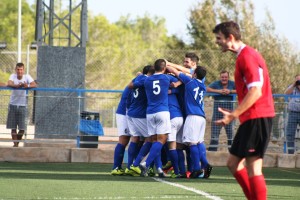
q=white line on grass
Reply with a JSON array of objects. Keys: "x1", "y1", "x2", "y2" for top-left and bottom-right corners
[
  {"x1": 152, "y1": 178, "x2": 223, "y2": 200},
  {"x1": 279, "y1": 169, "x2": 300, "y2": 175}
]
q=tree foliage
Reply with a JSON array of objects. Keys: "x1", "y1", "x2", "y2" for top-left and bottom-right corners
[
  {"x1": 187, "y1": 0, "x2": 300, "y2": 93},
  {"x1": 0, "y1": 0, "x2": 298, "y2": 93}
]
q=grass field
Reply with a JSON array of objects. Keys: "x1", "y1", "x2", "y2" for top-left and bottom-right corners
[{"x1": 0, "y1": 162, "x2": 299, "y2": 200}]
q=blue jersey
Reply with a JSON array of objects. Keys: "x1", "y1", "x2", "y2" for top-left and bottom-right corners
[
  {"x1": 167, "y1": 75, "x2": 183, "y2": 119},
  {"x1": 179, "y1": 73, "x2": 206, "y2": 117},
  {"x1": 127, "y1": 75, "x2": 148, "y2": 118},
  {"x1": 144, "y1": 73, "x2": 177, "y2": 114},
  {"x1": 116, "y1": 86, "x2": 132, "y2": 115}
]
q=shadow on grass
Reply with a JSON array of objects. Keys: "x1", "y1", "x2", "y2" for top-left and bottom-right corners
[{"x1": 0, "y1": 162, "x2": 299, "y2": 187}]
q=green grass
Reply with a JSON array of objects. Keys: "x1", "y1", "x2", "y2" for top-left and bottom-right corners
[{"x1": 0, "y1": 163, "x2": 299, "y2": 200}]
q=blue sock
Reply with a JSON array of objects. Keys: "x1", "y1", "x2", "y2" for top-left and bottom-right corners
[
  {"x1": 154, "y1": 152, "x2": 163, "y2": 171},
  {"x1": 133, "y1": 142, "x2": 152, "y2": 166},
  {"x1": 161, "y1": 143, "x2": 169, "y2": 166},
  {"x1": 135, "y1": 141, "x2": 143, "y2": 159},
  {"x1": 145, "y1": 142, "x2": 163, "y2": 168},
  {"x1": 198, "y1": 143, "x2": 208, "y2": 169},
  {"x1": 127, "y1": 142, "x2": 138, "y2": 169},
  {"x1": 185, "y1": 147, "x2": 193, "y2": 172},
  {"x1": 169, "y1": 149, "x2": 179, "y2": 174},
  {"x1": 190, "y1": 145, "x2": 200, "y2": 171},
  {"x1": 113, "y1": 143, "x2": 125, "y2": 169},
  {"x1": 177, "y1": 149, "x2": 186, "y2": 174},
  {"x1": 149, "y1": 161, "x2": 155, "y2": 168}
]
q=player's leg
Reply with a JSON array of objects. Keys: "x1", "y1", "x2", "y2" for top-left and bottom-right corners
[
  {"x1": 182, "y1": 115, "x2": 203, "y2": 178},
  {"x1": 227, "y1": 155, "x2": 251, "y2": 199},
  {"x1": 246, "y1": 156, "x2": 266, "y2": 200},
  {"x1": 111, "y1": 135, "x2": 130, "y2": 175},
  {"x1": 140, "y1": 133, "x2": 168, "y2": 176},
  {"x1": 140, "y1": 112, "x2": 170, "y2": 176},
  {"x1": 246, "y1": 118, "x2": 272, "y2": 200},
  {"x1": 167, "y1": 117, "x2": 183, "y2": 176},
  {"x1": 130, "y1": 117, "x2": 151, "y2": 175},
  {"x1": 132, "y1": 136, "x2": 152, "y2": 167},
  {"x1": 227, "y1": 119, "x2": 252, "y2": 199}
]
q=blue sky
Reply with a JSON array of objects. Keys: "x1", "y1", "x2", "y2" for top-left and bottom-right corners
[{"x1": 27, "y1": 0, "x2": 299, "y2": 48}]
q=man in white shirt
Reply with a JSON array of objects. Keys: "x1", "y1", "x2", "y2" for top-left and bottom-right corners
[{"x1": 7, "y1": 63, "x2": 37, "y2": 147}]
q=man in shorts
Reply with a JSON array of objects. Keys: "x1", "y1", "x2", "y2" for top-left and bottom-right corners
[
  {"x1": 213, "y1": 21, "x2": 275, "y2": 200},
  {"x1": 7, "y1": 63, "x2": 37, "y2": 147}
]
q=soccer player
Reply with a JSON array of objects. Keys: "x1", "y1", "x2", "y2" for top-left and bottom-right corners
[
  {"x1": 166, "y1": 52, "x2": 199, "y2": 76},
  {"x1": 138, "y1": 59, "x2": 177, "y2": 177},
  {"x1": 111, "y1": 86, "x2": 132, "y2": 175},
  {"x1": 166, "y1": 64, "x2": 209, "y2": 178},
  {"x1": 166, "y1": 74, "x2": 184, "y2": 178},
  {"x1": 213, "y1": 21, "x2": 275, "y2": 200},
  {"x1": 127, "y1": 65, "x2": 155, "y2": 176}
]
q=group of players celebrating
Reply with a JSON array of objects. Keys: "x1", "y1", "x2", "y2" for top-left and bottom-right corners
[
  {"x1": 110, "y1": 21, "x2": 275, "y2": 200},
  {"x1": 111, "y1": 53, "x2": 212, "y2": 179}
]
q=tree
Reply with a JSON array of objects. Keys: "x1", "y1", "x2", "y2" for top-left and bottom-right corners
[{"x1": 187, "y1": 0, "x2": 300, "y2": 93}]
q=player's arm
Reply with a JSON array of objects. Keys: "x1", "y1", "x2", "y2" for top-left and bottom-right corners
[
  {"x1": 216, "y1": 86, "x2": 262, "y2": 125},
  {"x1": 166, "y1": 66, "x2": 181, "y2": 77},
  {"x1": 166, "y1": 61, "x2": 191, "y2": 74},
  {"x1": 170, "y1": 81, "x2": 181, "y2": 88}
]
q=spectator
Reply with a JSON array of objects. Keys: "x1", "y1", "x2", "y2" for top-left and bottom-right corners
[
  {"x1": 7, "y1": 63, "x2": 37, "y2": 147},
  {"x1": 213, "y1": 21, "x2": 275, "y2": 200},
  {"x1": 284, "y1": 74, "x2": 300, "y2": 154},
  {"x1": 207, "y1": 70, "x2": 236, "y2": 151}
]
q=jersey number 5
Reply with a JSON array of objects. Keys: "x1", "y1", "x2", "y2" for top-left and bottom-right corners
[{"x1": 153, "y1": 80, "x2": 161, "y2": 95}]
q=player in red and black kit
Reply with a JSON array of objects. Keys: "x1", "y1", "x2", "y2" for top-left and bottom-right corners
[{"x1": 212, "y1": 21, "x2": 275, "y2": 200}]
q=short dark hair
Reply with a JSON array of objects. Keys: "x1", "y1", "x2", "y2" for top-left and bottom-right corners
[
  {"x1": 194, "y1": 66, "x2": 206, "y2": 80},
  {"x1": 154, "y1": 59, "x2": 166, "y2": 72},
  {"x1": 185, "y1": 52, "x2": 199, "y2": 63},
  {"x1": 220, "y1": 70, "x2": 229, "y2": 76},
  {"x1": 142, "y1": 65, "x2": 154, "y2": 75},
  {"x1": 16, "y1": 62, "x2": 24, "y2": 68},
  {"x1": 213, "y1": 21, "x2": 241, "y2": 41}
]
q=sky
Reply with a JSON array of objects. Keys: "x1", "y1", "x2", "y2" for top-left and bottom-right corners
[{"x1": 28, "y1": 0, "x2": 299, "y2": 48}]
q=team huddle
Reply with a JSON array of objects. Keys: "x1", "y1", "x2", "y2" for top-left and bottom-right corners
[
  {"x1": 112, "y1": 57, "x2": 212, "y2": 179},
  {"x1": 111, "y1": 21, "x2": 275, "y2": 200}
]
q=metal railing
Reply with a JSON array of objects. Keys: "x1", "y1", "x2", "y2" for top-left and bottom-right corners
[{"x1": 0, "y1": 87, "x2": 299, "y2": 153}]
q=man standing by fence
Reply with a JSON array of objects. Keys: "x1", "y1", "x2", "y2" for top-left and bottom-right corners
[
  {"x1": 284, "y1": 74, "x2": 300, "y2": 154},
  {"x1": 207, "y1": 70, "x2": 236, "y2": 151},
  {"x1": 7, "y1": 63, "x2": 36, "y2": 147},
  {"x1": 213, "y1": 21, "x2": 275, "y2": 200}
]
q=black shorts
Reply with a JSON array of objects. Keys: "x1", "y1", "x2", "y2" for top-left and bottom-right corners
[{"x1": 229, "y1": 117, "x2": 273, "y2": 158}]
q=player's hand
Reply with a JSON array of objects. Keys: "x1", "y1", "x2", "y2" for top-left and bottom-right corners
[{"x1": 215, "y1": 107, "x2": 235, "y2": 125}]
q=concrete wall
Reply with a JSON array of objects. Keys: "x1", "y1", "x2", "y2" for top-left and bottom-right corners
[
  {"x1": 34, "y1": 46, "x2": 86, "y2": 139},
  {"x1": 0, "y1": 147, "x2": 299, "y2": 168}
]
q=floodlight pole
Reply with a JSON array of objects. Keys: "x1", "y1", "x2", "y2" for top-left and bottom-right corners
[{"x1": 18, "y1": 0, "x2": 22, "y2": 62}]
